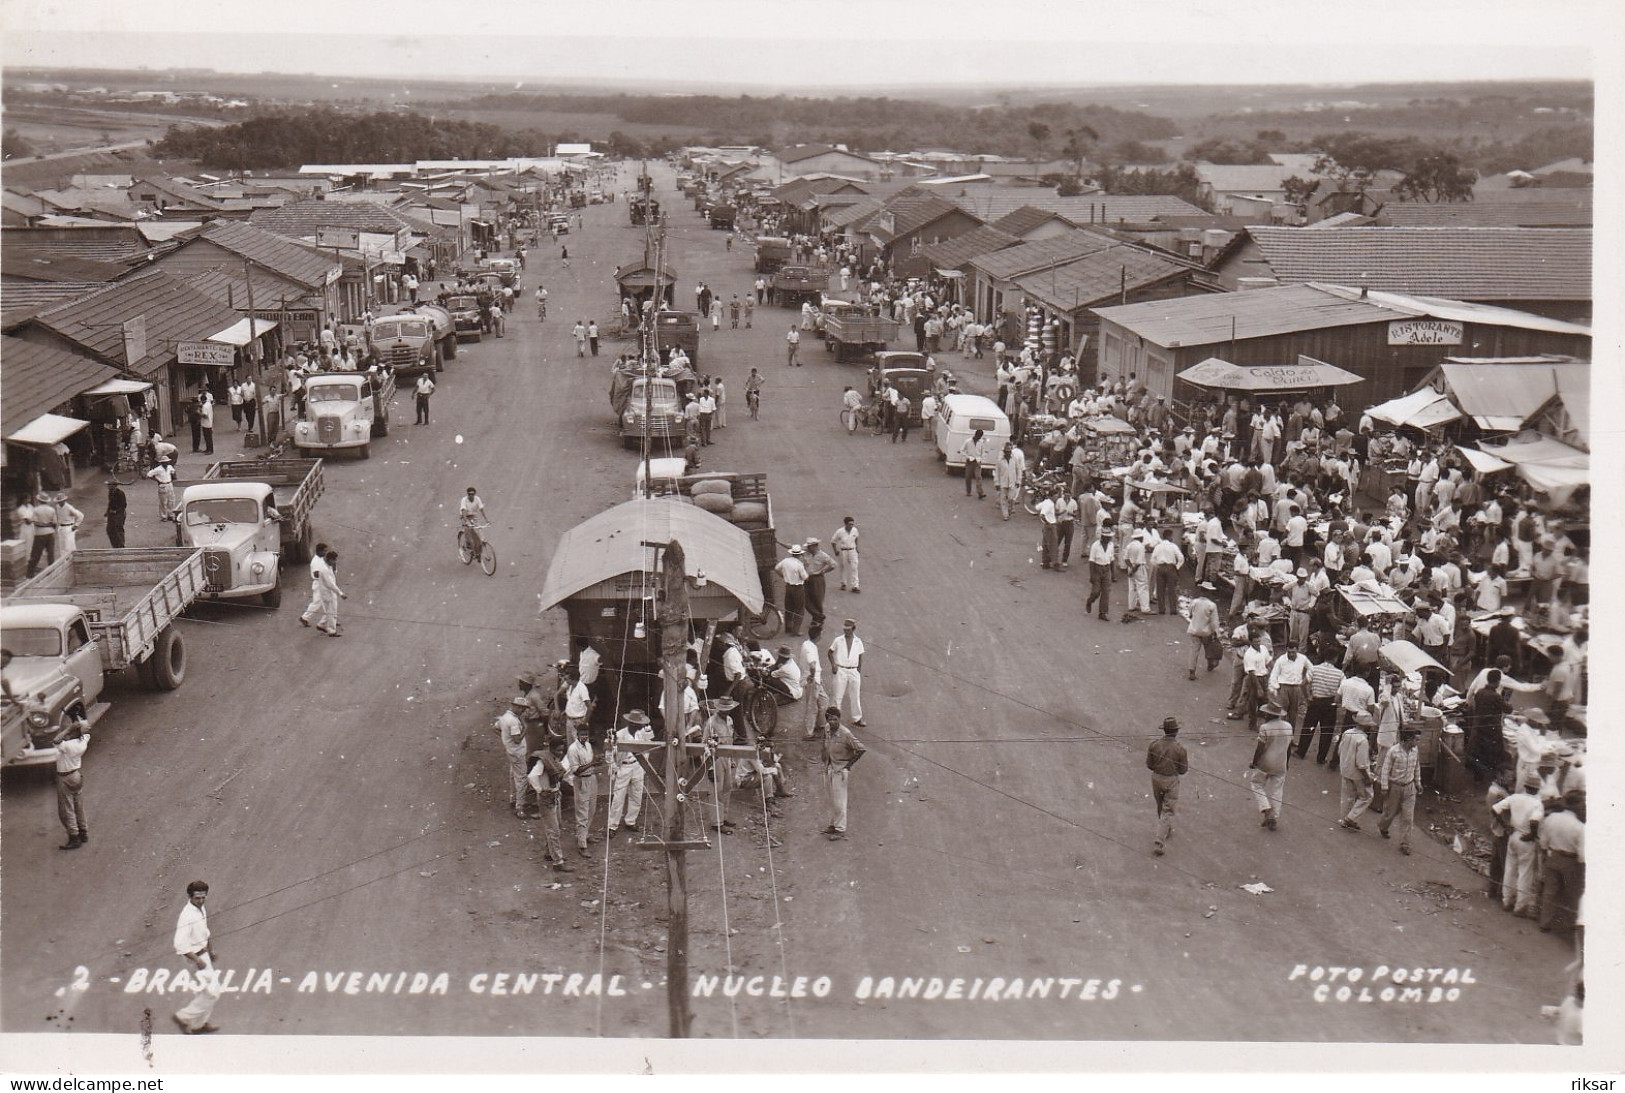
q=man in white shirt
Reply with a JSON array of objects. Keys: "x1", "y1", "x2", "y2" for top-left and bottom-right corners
[
  {"x1": 414, "y1": 373, "x2": 436, "y2": 424},
  {"x1": 562, "y1": 722, "x2": 600, "y2": 857},
  {"x1": 172, "y1": 881, "x2": 222, "y2": 1034},
  {"x1": 827, "y1": 619, "x2": 866, "y2": 726},
  {"x1": 563, "y1": 667, "x2": 593, "y2": 738},
  {"x1": 1086, "y1": 527, "x2": 1116, "y2": 621},
  {"x1": 1151, "y1": 535, "x2": 1186, "y2": 615},
  {"x1": 298, "y1": 540, "x2": 330, "y2": 629},
  {"x1": 993, "y1": 441, "x2": 1026, "y2": 522},
  {"x1": 960, "y1": 430, "x2": 989, "y2": 498},
  {"x1": 1268, "y1": 643, "x2": 1312, "y2": 731},
  {"x1": 798, "y1": 627, "x2": 828, "y2": 739},
  {"x1": 831, "y1": 516, "x2": 860, "y2": 593},
  {"x1": 767, "y1": 643, "x2": 804, "y2": 703},
  {"x1": 1037, "y1": 491, "x2": 1059, "y2": 570},
  {"x1": 606, "y1": 709, "x2": 653, "y2": 836},
  {"x1": 53, "y1": 714, "x2": 90, "y2": 849},
  {"x1": 775, "y1": 545, "x2": 810, "y2": 636}
]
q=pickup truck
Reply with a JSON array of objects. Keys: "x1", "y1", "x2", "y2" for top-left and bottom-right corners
[
  {"x1": 822, "y1": 302, "x2": 900, "y2": 362},
  {"x1": 368, "y1": 312, "x2": 442, "y2": 376},
  {"x1": 3, "y1": 547, "x2": 207, "y2": 766},
  {"x1": 294, "y1": 371, "x2": 394, "y2": 460},
  {"x1": 173, "y1": 458, "x2": 325, "y2": 607},
  {"x1": 771, "y1": 265, "x2": 830, "y2": 308},
  {"x1": 444, "y1": 293, "x2": 484, "y2": 342}
]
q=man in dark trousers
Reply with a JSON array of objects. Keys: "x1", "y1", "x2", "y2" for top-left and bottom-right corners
[
  {"x1": 186, "y1": 397, "x2": 203, "y2": 452},
  {"x1": 104, "y1": 480, "x2": 127, "y2": 548},
  {"x1": 1146, "y1": 717, "x2": 1189, "y2": 856}
]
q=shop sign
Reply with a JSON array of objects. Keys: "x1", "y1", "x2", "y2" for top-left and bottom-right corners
[{"x1": 1388, "y1": 319, "x2": 1463, "y2": 346}]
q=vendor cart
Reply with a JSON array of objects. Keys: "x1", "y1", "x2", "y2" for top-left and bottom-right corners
[{"x1": 1379, "y1": 639, "x2": 1457, "y2": 786}]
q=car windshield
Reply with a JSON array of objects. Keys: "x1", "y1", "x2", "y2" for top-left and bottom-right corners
[
  {"x1": 632, "y1": 380, "x2": 680, "y2": 407},
  {"x1": 448, "y1": 297, "x2": 478, "y2": 309},
  {"x1": 378, "y1": 321, "x2": 428, "y2": 339},
  {"x1": 4, "y1": 627, "x2": 61, "y2": 657},
  {"x1": 184, "y1": 498, "x2": 262, "y2": 526},
  {"x1": 307, "y1": 384, "x2": 362, "y2": 404}
]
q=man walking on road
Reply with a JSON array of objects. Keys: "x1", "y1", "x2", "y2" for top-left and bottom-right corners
[
  {"x1": 993, "y1": 441, "x2": 1025, "y2": 521},
  {"x1": 786, "y1": 326, "x2": 800, "y2": 366},
  {"x1": 831, "y1": 516, "x2": 860, "y2": 592},
  {"x1": 1248, "y1": 701, "x2": 1293, "y2": 830},
  {"x1": 104, "y1": 479, "x2": 127, "y2": 548},
  {"x1": 573, "y1": 320, "x2": 588, "y2": 357},
  {"x1": 1146, "y1": 716, "x2": 1188, "y2": 856},
  {"x1": 299, "y1": 541, "x2": 329, "y2": 629},
  {"x1": 821, "y1": 706, "x2": 867, "y2": 840},
  {"x1": 1376, "y1": 727, "x2": 1421, "y2": 854},
  {"x1": 172, "y1": 881, "x2": 222, "y2": 1034},
  {"x1": 587, "y1": 320, "x2": 600, "y2": 356},
  {"x1": 316, "y1": 549, "x2": 346, "y2": 636},
  {"x1": 828, "y1": 619, "x2": 866, "y2": 726},
  {"x1": 960, "y1": 430, "x2": 988, "y2": 497},
  {"x1": 1086, "y1": 526, "x2": 1115, "y2": 621},
  {"x1": 802, "y1": 537, "x2": 836, "y2": 629},
  {"x1": 1185, "y1": 581, "x2": 1221, "y2": 680},
  {"x1": 1336, "y1": 711, "x2": 1376, "y2": 830},
  {"x1": 414, "y1": 373, "x2": 435, "y2": 425}
]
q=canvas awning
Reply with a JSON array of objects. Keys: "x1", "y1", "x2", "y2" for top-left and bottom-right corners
[
  {"x1": 1365, "y1": 388, "x2": 1463, "y2": 431},
  {"x1": 1455, "y1": 444, "x2": 1512, "y2": 475},
  {"x1": 614, "y1": 264, "x2": 679, "y2": 290},
  {"x1": 1477, "y1": 432, "x2": 1588, "y2": 496},
  {"x1": 1380, "y1": 639, "x2": 1449, "y2": 680},
  {"x1": 537, "y1": 499, "x2": 764, "y2": 616},
  {"x1": 206, "y1": 318, "x2": 279, "y2": 346},
  {"x1": 84, "y1": 378, "x2": 154, "y2": 396},
  {"x1": 5, "y1": 413, "x2": 90, "y2": 446},
  {"x1": 1177, "y1": 355, "x2": 1362, "y2": 391}
]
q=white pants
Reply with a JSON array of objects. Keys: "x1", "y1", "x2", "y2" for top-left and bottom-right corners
[
  {"x1": 1248, "y1": 769, "x2": 1285, "y2": 817},
  {"x1": 301, "y1": 579, "x2": 323, "y2": 623},
  {"x1": 1503, "y1": 834, "x2": 1539, "y2": 913},
  {"x1": 838, "y1": 549, "x2": 859, "y2": 590},
  {"x1": 831, "y1": 667, "x2": 863, "y2": 721},
  {"x1": 804, "y1": 680, "x2": 829, "y2": 737},
  {"x1": 608, "y1": 760, "x2": 644, "y2": 829},
  {"x1": 318, "y1": 589, "x2": 340, "y2": 632},
  {"x1": 175, "y1": 963, "x2": 221, "y2": 1030},
  {"x1": 572, "y1": 773, "x2": 598, "y2": 848},
  {"x1": 1127, "y1": 571, "x2": 1150, "y2": 613},
  {"x1": 825, "y1": 765, "x2": 850, "y2": 832}
]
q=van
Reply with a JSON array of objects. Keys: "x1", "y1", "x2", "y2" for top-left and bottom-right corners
[{"x1": 932, "y1": 393, "x2": 1011, "y2": 472}]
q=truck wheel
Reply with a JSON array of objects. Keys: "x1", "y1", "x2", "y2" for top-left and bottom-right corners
[
  {"x1": 261, "y1": 580, "x2": 283, "y2": 609},
  {"x1": 443, "y1": 336, "x2": 457, "y2": 362},
  {"x1": 358, "y1": 443, "x2": 371, "y2": 460},
  {"x1": 434, "y1": 346, "x2": 444, "y2": 373},
  {"x1": 148, "y1": 626, "x2": 187, "y2": 691}
]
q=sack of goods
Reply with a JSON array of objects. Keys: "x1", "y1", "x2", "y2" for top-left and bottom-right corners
[
  {"x1": 729, "y1": 501, "x2": 768, "y2": 528},
  {"x1": 689, "y1": 479, "x2": 734, "y2": 498},
  {"x1": 694, "y1": 493, "x2": 734, "y2": 514}
]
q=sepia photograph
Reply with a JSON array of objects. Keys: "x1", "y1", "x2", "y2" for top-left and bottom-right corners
[{"x1": 0, "y1": 0, "x2": 1616, "y2": 1081}]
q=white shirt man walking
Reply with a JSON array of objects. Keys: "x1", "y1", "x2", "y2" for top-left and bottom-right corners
[
  {"x1": 298, "y1": 541, "x2": 330, "y2": 630},
  {"x1": 172, "y1": 880, "x2": 222, "y2": 1034},
  {"x1": 827, "y1": 618, "x2": 867, "y2": 726}
]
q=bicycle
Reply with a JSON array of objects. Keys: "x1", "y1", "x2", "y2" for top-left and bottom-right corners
[
  {"x1": 743, "y1": 599, "x2": 783, "y2": 642},
  {"x1": 108, "y1": 441, "x2": 153, "y2": 485},
  {"x1": 457, "y1": 521, "x2": 498, "y2": 576},
  {"x1": 839, "y1": 402, "x2": 885, "y2": 435}
]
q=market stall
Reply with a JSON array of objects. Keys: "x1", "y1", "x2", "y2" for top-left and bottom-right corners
[{"x1": 1379, "y1": 639, "x2": 1460, "y2": 787}]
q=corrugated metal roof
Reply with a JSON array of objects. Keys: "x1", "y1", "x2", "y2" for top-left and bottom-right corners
[
  {"x1": 183, "y1": 266, "x2": 319, "y2": 312},
  {"x1": 197, "y1": 221, "x2": 339, "y2": 288},
  {"x1": 1, "y1": 252, "x2": 131, "y2": 283},
  {"x1": 822, "y1": 198, "x2": 883, "y2": 231},
  {"x1": 248, "y1": 199, "x2": 422, "y2": 239},
  {"x1": 919, "y1": 225, "x2": 1020, "y2": 271},
  {"x1": 1012, "y1": 245, "x2": 1198, "y2": 314},
  {"x1": 25, "y1": 269, "x2": 245, "y2": 376},
  {"x1": 970, "y1": 230, "x2": 1117, "y2": 280},
  {"x1": 1380, "y1": 191, "x2": 1592, "y2": 228},
  {"x1": 868, "y1": 194, "x2": 965, "y2": 243},
  {"x1": 1436, "y1": 359, "x2": 1587, "y2": 426},
  {"x1": 1094, "y1": 281, "x2": 1591, "y2": 348},
  {"x1": 991, "y1": 205, "x2": 1069, "y2": 236},
  {"x1": 951, "y1": 192, "x2": 1205, "y2": 224},
  {"x1": 537, "y1": 499, "x2": 763, "y2": 615},
  {"x1": 1243, "y1": 226, "x2": 1590, "y2": 301},
  {"x1": 0, "y1": 334, "x2": 120, "y2": 435}
]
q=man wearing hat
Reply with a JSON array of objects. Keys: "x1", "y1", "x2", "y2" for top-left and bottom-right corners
[
  {"x1": 496, "y1": 695, "x2": 535, "y2": 820},
  {"x1": 526, "y1": 742, "x2": 572, "y2": 872},
  {"x1": 24, "y1": 492, "x2": 58, "y2": 577},
  {"x1": 774, "y1": 545, "x2": 809, "y2": 636},
  {"x1": 1248, "y1": 700, "x2": 1294, "y2": 830},
  {"x1": 1085, "y1": 525, "x2": 1115, "y2": 622},
  {"x1": 1492, "y1": 776, "x2": 1545, "y2": 916},
  {"x1": 1184, "y1": 581, "x2": 1221, "y2": 680},
  {"x1": 1537, "y1": 790, "x2": 1584, "y2": 933},
  {"x1": 698, "y1": 698, "x2": 739, "y2": 833},
  {"x1": 1146, "y1": 717, "x2": 1188, "y2": 856},
  {"x1": 801, "y1": 538, "x2": 836, "y2": 630},
  {"x1": 1376, "y1": 726, "x2": 1422, "y2": 854},
  {"x1": 562, "y1": 721, "x2": 602, "y2": 858},
  {"x1": 1336, "y1": 711, "x2": 1376, "y2": 830},
  {"x1": 765, "y1": 644, "x2": 804, "y2": 706},
  {"x1": 606, "y1": 710, "x2": 653, "y2": 837}
]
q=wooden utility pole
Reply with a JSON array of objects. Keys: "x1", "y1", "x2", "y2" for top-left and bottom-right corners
[{"x1": 623, "y1": 539, "x2": 756, "y2": 1038}]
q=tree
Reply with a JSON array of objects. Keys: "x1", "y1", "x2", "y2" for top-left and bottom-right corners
[
  {"x1": 1393, "y1": 153, "x2": 1477, "y2": 202},
  {"x1": 2, "y1": 126, "x2": 34, "y2": 159},
  {"x1": 1027, "y1": 121, "x2": 1052, "y2": 156},
  {"x1": 1282, "y1": 175, "x2": 1320, "y2": 206},
  {"x1": 1061, "y1": 125, "x2": 1099, "y2": 176},
  {"x1": 1188, "y1": 137, "x2": 1272, "y2": 165}
]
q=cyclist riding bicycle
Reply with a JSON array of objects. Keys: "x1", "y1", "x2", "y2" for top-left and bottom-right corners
[{"x1": 458, "y1": 486, "x2": 488, "y2": 545}]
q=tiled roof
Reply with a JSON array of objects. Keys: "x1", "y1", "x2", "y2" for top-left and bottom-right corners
[
  {"x1": 950, "y1": 191, "x2": 1205, "y2": 225},
  {"x1": 131, "y1": 174, "x2": 225, "y2": 209},
  {"x1": 821, "y1": 198, "x2": 884, "y2": 231},
  {"x1": 0, "y1": 282, "x2": 107, "y2": 331},
  {"x1": 1379, "y1": 191, "x2": 1592, "y2": 228},
  {"x1": 919, "y1": 225, "x2": 1021, "y2": 271},
  {"x1": 197, "y1": 221, "x2": 338, "y2": 288},
  {"x1": 1243, "y1": 226, "x2": 1590, "y2": 301},
  {"x1": 1194, "y1": 164, "x2": 1295, "y2": 193},
  {"x1": 184, "y1": 266, "x2": 320, "y2": 312},
  {"x1": 1303, "y1": 212, "x2": 1376, "y2": 229},
  {"x1": 25, "y1": 269, "x2": 244, "y2": 376},
  {"x1": 247, "y1": 199, "x2": 423, "y2": 239},
  {"x1": 2, "y1": 235, "x2": 155, "y2": 264},
  {"x1": 991, "y1": 205, "x2": 1070, "y2": 236},
  {"x1": 1091, "y1": 281, "x2": 1590, "y2": 349},
  {"x1": 778, "y1": 144, "x2": 874, "y2": 166},
  {"x1": 1012, "y1": 246, "x2": 1201, "y2": 314},
  {"x1": 870, "y1": 194, "x2": 966, "y2": 242},
  {"x1": 0, "y1": 334, "x2": 121, "y2": 436},
  {"x1": 969, "y1": 230, "x2": 1119, "y2": 281},
  {"x1": 2, "y1": 252, "x2": 131, "y2": 283}
]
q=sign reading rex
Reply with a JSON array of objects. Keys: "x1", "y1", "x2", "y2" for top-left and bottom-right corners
[
  {"x1": 1388, "y1": 319, "x2": 1464, "y2": 346},
  {"x1": 177, "y1": 341, "x2": 235, "y2": 366}
]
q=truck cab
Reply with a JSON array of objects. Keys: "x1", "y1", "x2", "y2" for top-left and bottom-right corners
[
  {"x1": 446, "y1": 294, "x2": 483, "y2": 342},
  {"x1": 480, "y1": 258, "x2": 522, "y2": 290},
  {"x1": 369, "y1": 313, "x2": 440, "y2": 376},
  {"x1": 1, "y1": 603, "x2": 106, "y2": 767},
  {"x1": 174, "y1": 482, "x2": 286, "y2": 607},
  {"x1": 619, "y1": 377, "x2": 686, "y2": 449},
  {"x1": 295, "y1": 372, "x2": 390, "y2": 460}
]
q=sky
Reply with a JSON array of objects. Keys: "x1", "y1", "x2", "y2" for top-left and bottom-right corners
[{"x1": 0, "y1": 0, "x2": 1607, "y2": 87}]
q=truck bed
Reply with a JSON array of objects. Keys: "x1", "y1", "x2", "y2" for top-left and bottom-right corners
[{"x1": 7, "y1": 548, "x2": 204, "y2": 668}]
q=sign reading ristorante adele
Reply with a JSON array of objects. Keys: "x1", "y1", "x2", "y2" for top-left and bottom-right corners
[{"x1": 1388, "y1": 319, "x2": 1464, "y2": 346}]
